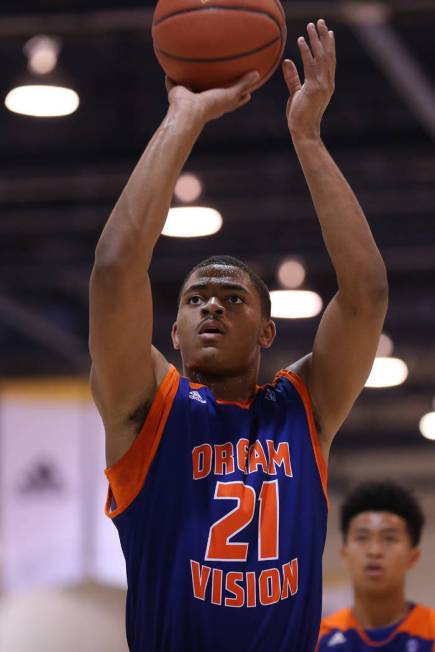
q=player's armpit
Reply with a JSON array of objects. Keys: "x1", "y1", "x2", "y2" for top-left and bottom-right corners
[
  {"x1": 89, "y1": 260, "x2": 170, "y2": 465},
  {"x1": 91, "y1": 347, "x2": 170, "y2": 468}
]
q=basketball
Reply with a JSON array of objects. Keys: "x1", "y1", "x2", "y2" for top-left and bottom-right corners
[{"x1": 152, "y1": 0, "x2": 287, "y2": 92}]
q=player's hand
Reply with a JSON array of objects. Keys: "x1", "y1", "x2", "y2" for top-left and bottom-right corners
[
  {"x1": 166, "y1": 71, "x2": 260, "y2": 125},
  {"x1": 282, "y1": 19, "x2": 336, "y2": 140}
]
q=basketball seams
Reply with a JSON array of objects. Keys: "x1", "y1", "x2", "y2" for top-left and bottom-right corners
[
  {"x1": 155, "y1": 35, "x2": 282, "y2": 64},
  {"x1": 152, "y1": 0, "x2": 287, "y2": 91},
  {"x1": 255, "y1": 21, "x2": 286, "y2": 89},
  {"x1": 269, "y1": 0, "x2": 286, "y2": 22},
  {"x1": 152, "y1": 5, "x2": 282, "y2": 30}
]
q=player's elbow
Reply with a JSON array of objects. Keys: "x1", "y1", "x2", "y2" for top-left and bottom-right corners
[
  {"x1": 363, "y1": 262, "x2": 389, "y2": 306},
  {"x1": 92, "y1": 237, "x2": 151, "y2": 277},
  {"x1": 342, "y1": 264, "x2": 389, "y2": 316}
]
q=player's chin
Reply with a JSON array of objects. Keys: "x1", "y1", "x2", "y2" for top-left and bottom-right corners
[
  {"x1": 357, "y1": 577, "x2": 391, "y2": 596},
  {"x1": 191, "y1": 349, "x2": 242, "y2": 375}
]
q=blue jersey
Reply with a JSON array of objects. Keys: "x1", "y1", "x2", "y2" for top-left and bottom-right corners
[
  {"x1": 317, "y1": 605, "x2": 435, "y2": 651},
  {"x1": 105, "y1": 365, "x2": 328, "y2": 652}
]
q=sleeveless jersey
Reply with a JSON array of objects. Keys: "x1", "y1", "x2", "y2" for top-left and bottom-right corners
[
  {"x1": 105, "y1": 365, "x2": 328, "y2": 652},
  {"x1": 317, "y1": 605, "x2": 435, "y2": 651}
]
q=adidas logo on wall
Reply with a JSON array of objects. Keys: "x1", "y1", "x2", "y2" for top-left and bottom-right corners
[{"x1": 18, "y1": 460, "x2": 64, "y2": 495}]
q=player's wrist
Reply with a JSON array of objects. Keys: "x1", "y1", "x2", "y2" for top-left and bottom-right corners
[
  {"x1": 290, "y1": 126, "x2": 322, "y2": 147},
  {"x1": 167, "y1": 102, "x2": 207, "y2": 132}
]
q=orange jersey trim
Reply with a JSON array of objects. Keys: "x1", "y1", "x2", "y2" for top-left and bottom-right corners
[
  {"x1": 104, "y1": 365, "x2": 180, "y2": 519},
  {"x1": 275, "y1": 369, "x2": 329, "y2": 509},
  {"x1": 349, "y1": 604, "x2": 435, "y2": 646},
  {"x1": 319, "y1": 605, "x2": 435, "y2": 647}
]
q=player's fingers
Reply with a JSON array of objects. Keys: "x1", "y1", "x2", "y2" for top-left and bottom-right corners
[
  {"x1": 237, "y1": 92, "x2": 252, "y2": 108},
  {"x1": 297, "y1": 36, "x2": 315, "y2": 77},
  {"x1": 307, "y1": 22, "x2": 324, "y2": 60},
  {"x1": 165, "y1": 76, "x2": 176, "y2": 93},
  {"x1": 328, "y1": 29, "x2": 336, "y2": 62},
  {"x1": 282, "y1": 59, "x2": 302, "y2": 95},
  {"x1": 233, "y1": 70, "x2": 260, "y2": 95},
  {"x1": 317, "y1": 18, "x2": 335, "y2": 62},
  {"x1": 317, "y1": 19, "x2": 331, "y2": 53}
]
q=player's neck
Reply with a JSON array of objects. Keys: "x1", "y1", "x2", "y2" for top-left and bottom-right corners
[
  {"x1": 353, "y1": 589, "x2": 409, "y2": 629},
  {"x1": 186, "y1": 367, "x2": 258, "y2": 403}
]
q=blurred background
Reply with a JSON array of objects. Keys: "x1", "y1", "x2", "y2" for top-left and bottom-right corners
[{"x1": 0, "y1": 0, "x2": 434, "y2": 649}]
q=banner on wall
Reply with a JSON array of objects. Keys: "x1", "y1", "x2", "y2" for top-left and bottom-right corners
[
  {"x1": 0, "y1": 396, "x2": 84, "y2": 590},
  {"x1": 81, "y1": 403, "x2": 127, "y2": 588}
]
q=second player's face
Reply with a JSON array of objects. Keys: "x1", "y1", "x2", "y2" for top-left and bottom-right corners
[
  {"x1": 172, "y1": 265, "x2": 275, "y2": 377},
  {"x1": 342, "y1": 511, "x2": 420, "y2": 598}
]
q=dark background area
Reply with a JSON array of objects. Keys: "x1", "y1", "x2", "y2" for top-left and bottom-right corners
[{"x1": 1, "y1": 0, "x2": 435, "y2": 456}]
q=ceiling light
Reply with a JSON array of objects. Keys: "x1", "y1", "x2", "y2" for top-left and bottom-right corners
[
  {"x1": 5, "y1": 85, "x2": 79, "y2": 118},
  {"x1": 174, "y1": 173, "x2": 203, "y2": 203},
  {"x1": 162, "y1": 207, "x2": 222, "y2": 238},
  {"x1": 277, "y1": 259, "x2": 306, "y2": 289},
  {"x1": 365, "y1": 357, "x2": 408, "y2": 388},
  {"x1": 25, "y1": 35, "x2": 60, "y2": 75},
  {"x1": 4, "y1": 35, "x2": 79, "y2": 118},
  {"x1": 376, "y1": 332, "x2": 394, "y2": 357},
  {"x1": 270, "y1": 290, "x2": 323, "y2": 319},
  {"x1": 419, "y1": 412, "x2": 435, "y2": 441}
]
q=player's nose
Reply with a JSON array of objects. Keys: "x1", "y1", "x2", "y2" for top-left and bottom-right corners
[
  {"x1": 367, "y1": 540, "x2": 383, "y2": 556},
  {"x1": 201, "y1": 296, "x2": 224, "y2": 316}
]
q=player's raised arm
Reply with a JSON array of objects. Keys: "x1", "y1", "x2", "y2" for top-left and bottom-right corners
[
  {"x1": 89, "y1": 72, "x2": 260, "y2": 467},
  {"x1": 282, "y1": 20, "x2": 388, "y2": 455}
]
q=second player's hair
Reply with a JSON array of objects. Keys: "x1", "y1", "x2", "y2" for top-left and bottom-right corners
[
  {"x1": 340, "y1": 480, "x2": 425, "y2": 547},
  {"x1": 180, "y1": 255, "x2": 272, "y2": 319}
]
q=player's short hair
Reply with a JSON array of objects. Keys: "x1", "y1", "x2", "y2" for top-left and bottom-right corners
[
  {"x1": 180, "y1": 255, "x2": 271, "y2": 319},
  {"x1": 340, "y1": 481, "x2": 425, "y2": 547}
]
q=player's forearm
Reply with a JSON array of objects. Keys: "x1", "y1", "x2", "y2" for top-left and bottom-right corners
[
  {"x1": 95, "y1": 105, "x2": 203, "y2": 269},
  {"x1": 292, "y1": 134, "x2": 388, "y2": 302}
]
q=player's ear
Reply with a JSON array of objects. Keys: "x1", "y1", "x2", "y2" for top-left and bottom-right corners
[
  {"x1": 259, "y1": 319, "x2": 276, "y2": 349},
  {"x1": 408, "y1": 546, "x2": 421, "y2": 570},
  {"x1": 171, "y1": 321, "x2": 180, "y2": 350}
]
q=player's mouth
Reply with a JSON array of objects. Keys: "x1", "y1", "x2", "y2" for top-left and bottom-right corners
[
  {"x1": 198, "y1": 319, "x2": 226, "y2": 337},
  {"x1": 364, "y1": 563, "x2": 385, "y2": 578}
]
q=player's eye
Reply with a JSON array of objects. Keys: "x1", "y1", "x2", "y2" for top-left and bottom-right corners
[
  {"x1": 187, "y1": 295, "x2": 203, "y2": 305},
  {"x1": 227, "y1": 295, "x2": 243, "y2": 304}
]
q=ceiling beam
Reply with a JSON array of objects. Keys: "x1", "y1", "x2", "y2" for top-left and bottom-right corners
[
  {"x1": 350, "y1": 14, "x2": 435, "y2": 140},
  {"x1": 0, "y1": 2, "x2": 433, "y2": 38},
  {"x1": 0, "y1": 292, "x2": 89, "y2": 372}
]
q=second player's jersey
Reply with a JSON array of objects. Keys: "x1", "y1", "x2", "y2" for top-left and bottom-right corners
[
  {"x1": 105, "y1": 365, "x2": 328, "y2": 652},
  {"x1": 317, "y1": 604, "x2": 435, "y2": 651}
]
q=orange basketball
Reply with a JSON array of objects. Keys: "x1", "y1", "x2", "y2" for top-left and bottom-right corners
[{"x1": 152, "y1": 0, "x2": 287, "y2": 92}]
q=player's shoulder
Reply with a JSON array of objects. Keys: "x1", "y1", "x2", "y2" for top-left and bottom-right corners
[
  {"x1": 413, "y1": 602, "x2": 435, "y2": 616},
  {"x1": 319, "y1": 608, "x2": 353, "y2": 634},
  {"x1": 405, "y1": 603, "x2": 435, "y2": 632}
]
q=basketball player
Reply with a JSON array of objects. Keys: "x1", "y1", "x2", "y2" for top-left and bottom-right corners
[
  {"x1": 89, "y1": 20, "x2": 388, "y2": 652},
  {"x1": 317, "y1": 482, "x2": 435, "y2": 650}
]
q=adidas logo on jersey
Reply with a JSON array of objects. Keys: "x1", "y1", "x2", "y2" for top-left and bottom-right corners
[
  {"x1": 406, "y1": 640, "x2": 419, "y2": 652},
  {"x1": 188, "y1": 390, "x2": 207, "y2": 404},
  {"x1": 265, "y1": 388, "x2": 277, "y2": 402},
  {"x1": 327, "y1": 631, "x2": 347, "y2": 646}
]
